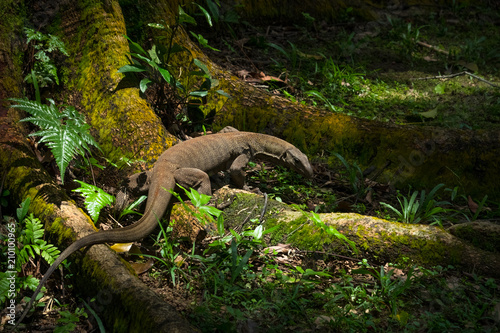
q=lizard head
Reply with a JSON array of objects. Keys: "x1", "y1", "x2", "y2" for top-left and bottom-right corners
[{"x1": 283, "y1": 148, "x2": 313, "y2": 178}]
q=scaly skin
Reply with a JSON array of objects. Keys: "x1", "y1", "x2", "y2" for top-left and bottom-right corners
[{"x1": 17, "y1": 131, "x2": 313, "y2": 324}]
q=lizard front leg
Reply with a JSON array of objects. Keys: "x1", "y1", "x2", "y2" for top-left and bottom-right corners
[{"x1": 228, "y1": 154, "x2": 251, "y2": 189}]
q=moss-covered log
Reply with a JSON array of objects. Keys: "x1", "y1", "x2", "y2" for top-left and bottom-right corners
[{"x1": 214, "y1": 187, "x2": 500, "y2": 278}]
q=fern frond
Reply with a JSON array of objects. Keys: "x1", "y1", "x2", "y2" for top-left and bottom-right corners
[
  {"x1": 73, "y1": 180, "x2": 115, "y2": 222},
  {"x1": 11, "y1": 98, "x2": 60, "y2": 128},
  {"x1": 10, "y1": 98, "x2": 100, "y2": 183},
  {"x1": 21, "y1": 276, "x2": 41, "y2": 292},
  {"x1": 0, "y1": 273, "x2": 11, "y2": 303},
  {"x1": 36, "y1": 240, "x2": 61, "y2": 264},
  {"x1": 35, "y1": 126, "x2": 82, "y2": 183}
]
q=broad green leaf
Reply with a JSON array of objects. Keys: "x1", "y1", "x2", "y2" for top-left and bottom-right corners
[
  {"x1": 199, "y1": 205, "x2": 222, "y2": 218},
  {"x1": 216, "y1": 89, "x2": 231, "y2": 98},
  {"x1": 118, "y1": 64, "x2": 146, "y2": 73},
  {"x1": 204, "y1": 0, "x2": 220, "y2": 23},
  {"x1": 419, "y1": 108, "x2": 438, "y2": 119},
  {"x1": 157, "y1": 67, "x2": 172, "y2": 84},
  {"x1": 253, "y1": 225, "x2": 263, "y2": 240},
  {"x1": 140, "y1": 78, "x2": 152, "y2": 93},
  {"x1": 178, "y1": 6, "x2": 196, "y2": 25},
  {"x1": 434, "y1": 84, "x2": 445, "y2": 94},
  {"x1": 148, "y1": 44, "x2": 161, "y2": 64},
  {"x1": 196, "y1": 3, "x2": 213, "y2": 27},
  {"x1": 124, "y1": 35, "x2": 148, "y2": 56},
  {"x1": 17, "y1": 197, "x2": 31, "y2": 222}
]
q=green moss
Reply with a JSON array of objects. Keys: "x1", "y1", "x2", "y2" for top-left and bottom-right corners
[{"x1": 58, "y1": 0, "x2": 174, "y2": 167}]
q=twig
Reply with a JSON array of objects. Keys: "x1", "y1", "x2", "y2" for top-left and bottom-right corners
[
  {"x1": 259, "y1": 193, "x2": 268, "y2": 223},
  {"x1": 417, "y1": 41, "x2": 449, "y2": 55},
  {"x1": 411, "y1": 71, "x2": 500, "y2": 88}
]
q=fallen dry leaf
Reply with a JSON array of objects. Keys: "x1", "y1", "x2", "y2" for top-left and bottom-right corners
[
  {"x1": 110, "y1": 242, "x2": 133, "y2": 253},
  {"x1": 468, "y1": 195, "x2": 479, "y2": 213},
  {"x1": 130, "y1": 259, "x2": 154, "y2": 275}
]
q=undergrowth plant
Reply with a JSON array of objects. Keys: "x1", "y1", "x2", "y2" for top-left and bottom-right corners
[
  {"x1": 118, "y1": 5, "x2": 230, "y2": 131},
  {"x1": 72, "y1": 180, "x2": 147, "y2": 222},
  {"x1": 380, "y1": 184, "x2": 449, "y2": 224},
  {"x1": 332, "y1": 152, "x2": 368, "y2": 197},
  {"x1": 54, "y1": 306, "x2": 88, "y2": 333},
  {"x1": 9, "y1": 99, "x2": 100, "y2": 184},
  {"x1": 0, "y1": 198, "x2": 60, "y2": 306},
  {"x1": 353, "y1": 259, "x2": 416, "y2": 315},
  {"x1": 387, "y1": 17, "x2": 426, "y2": 64},
  {"x1": 24, "y1": 28, "x2": 68, "y2": 88},
  {"x1": 304, "y1": 209, "x2": 358, "y2": 254}
]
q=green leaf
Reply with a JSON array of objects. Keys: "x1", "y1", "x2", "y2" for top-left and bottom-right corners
[
  {"x1": 419, "y1": 107, "x2": 438, "y2": 119},
  {"x1": 22, "y1": 275, "x2": 41, "y2": 292},
  {"x1": 204, "y1": 0, "x2": 220, "y2": 23},
  {"x1": 118, "y1": 64, "x2": 146, "y2": 73},
  {"x1": 231, "y1": 249, "x2": 253, "y2": 283},
  {"x1": 216, "y1": 89, "x2": 231, "y2": 98},
  {"x1": 194, "y1": 59, "x2": 210, "y2": 75},
  {"x1": 17, "y1": 197, "x2": 31, "y2": 222},
  {"x1": 199, "y1": 205, "x2": 222, "y2": 218},
  {"x1": 189, "y1": 90, "x2": 208, "y2": 97},
  {"x1": 119, "y1": 195, "x2": 147, "y2": 219},
  {"x1": 195, "y1": 3, "x2": 213, "y2": 27},
  {"x1": 434, "y1": 83, "x2": 445, "y2": 94},
  {"x1": 124, "y1": 35, "x2": 148, "y2": 56},
  {"x1": 11, "y1": 99, "x2": 100, "y2": 183},
  {"x1": 157, "y1": 67, "x2": 172, "y2": 84},
  {"x1": 267, "y1": 42, "x2": 290, "y2": 60},
  {"x1": 73, "y1": 180, "x2": 115, "y2": 222},
  {"x1": 139, "y1": 78, "x2": 152, "y2": 93},
  {"x1": 178, "y1": 6, "x2": 197, "y2": 25},
  {"x1": 189, "y1": 32, "x2": 220, "y2": 51},
  {"x1": 216, "y1": 214, "x2": 225, "y2": 236},
  {"x1": 148, "y1": 44, "x2": 161, "y2": 64},
  {"x1": 0, "y1": 273, "x2": 11, "y2": 303}
]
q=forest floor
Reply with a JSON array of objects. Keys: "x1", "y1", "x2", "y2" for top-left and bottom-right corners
[{"x1": 200, "y1": 4, "x2": 500, "y2": 131}]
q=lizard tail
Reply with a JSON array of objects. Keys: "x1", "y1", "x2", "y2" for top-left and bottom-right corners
[{"x1": 16, "y1": 174, "x2": 176, "y2": 325}]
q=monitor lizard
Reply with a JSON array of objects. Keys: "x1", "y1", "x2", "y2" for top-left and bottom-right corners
[{"x1": 17, "y1": 129, "x2": 313, "y2": 324}]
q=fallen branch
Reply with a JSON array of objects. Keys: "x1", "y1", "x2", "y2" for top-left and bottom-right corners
[
  {"x1": 411, "y1": 71, "x2": 500, "y2": 88},
  {"x1": 417, "y1": 41, "x2": 450, "y2": 55}
]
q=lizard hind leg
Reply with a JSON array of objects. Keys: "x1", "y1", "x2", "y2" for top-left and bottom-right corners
[{"x1": 174, "y1": 167, "x2": 212, "y2": 195}]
